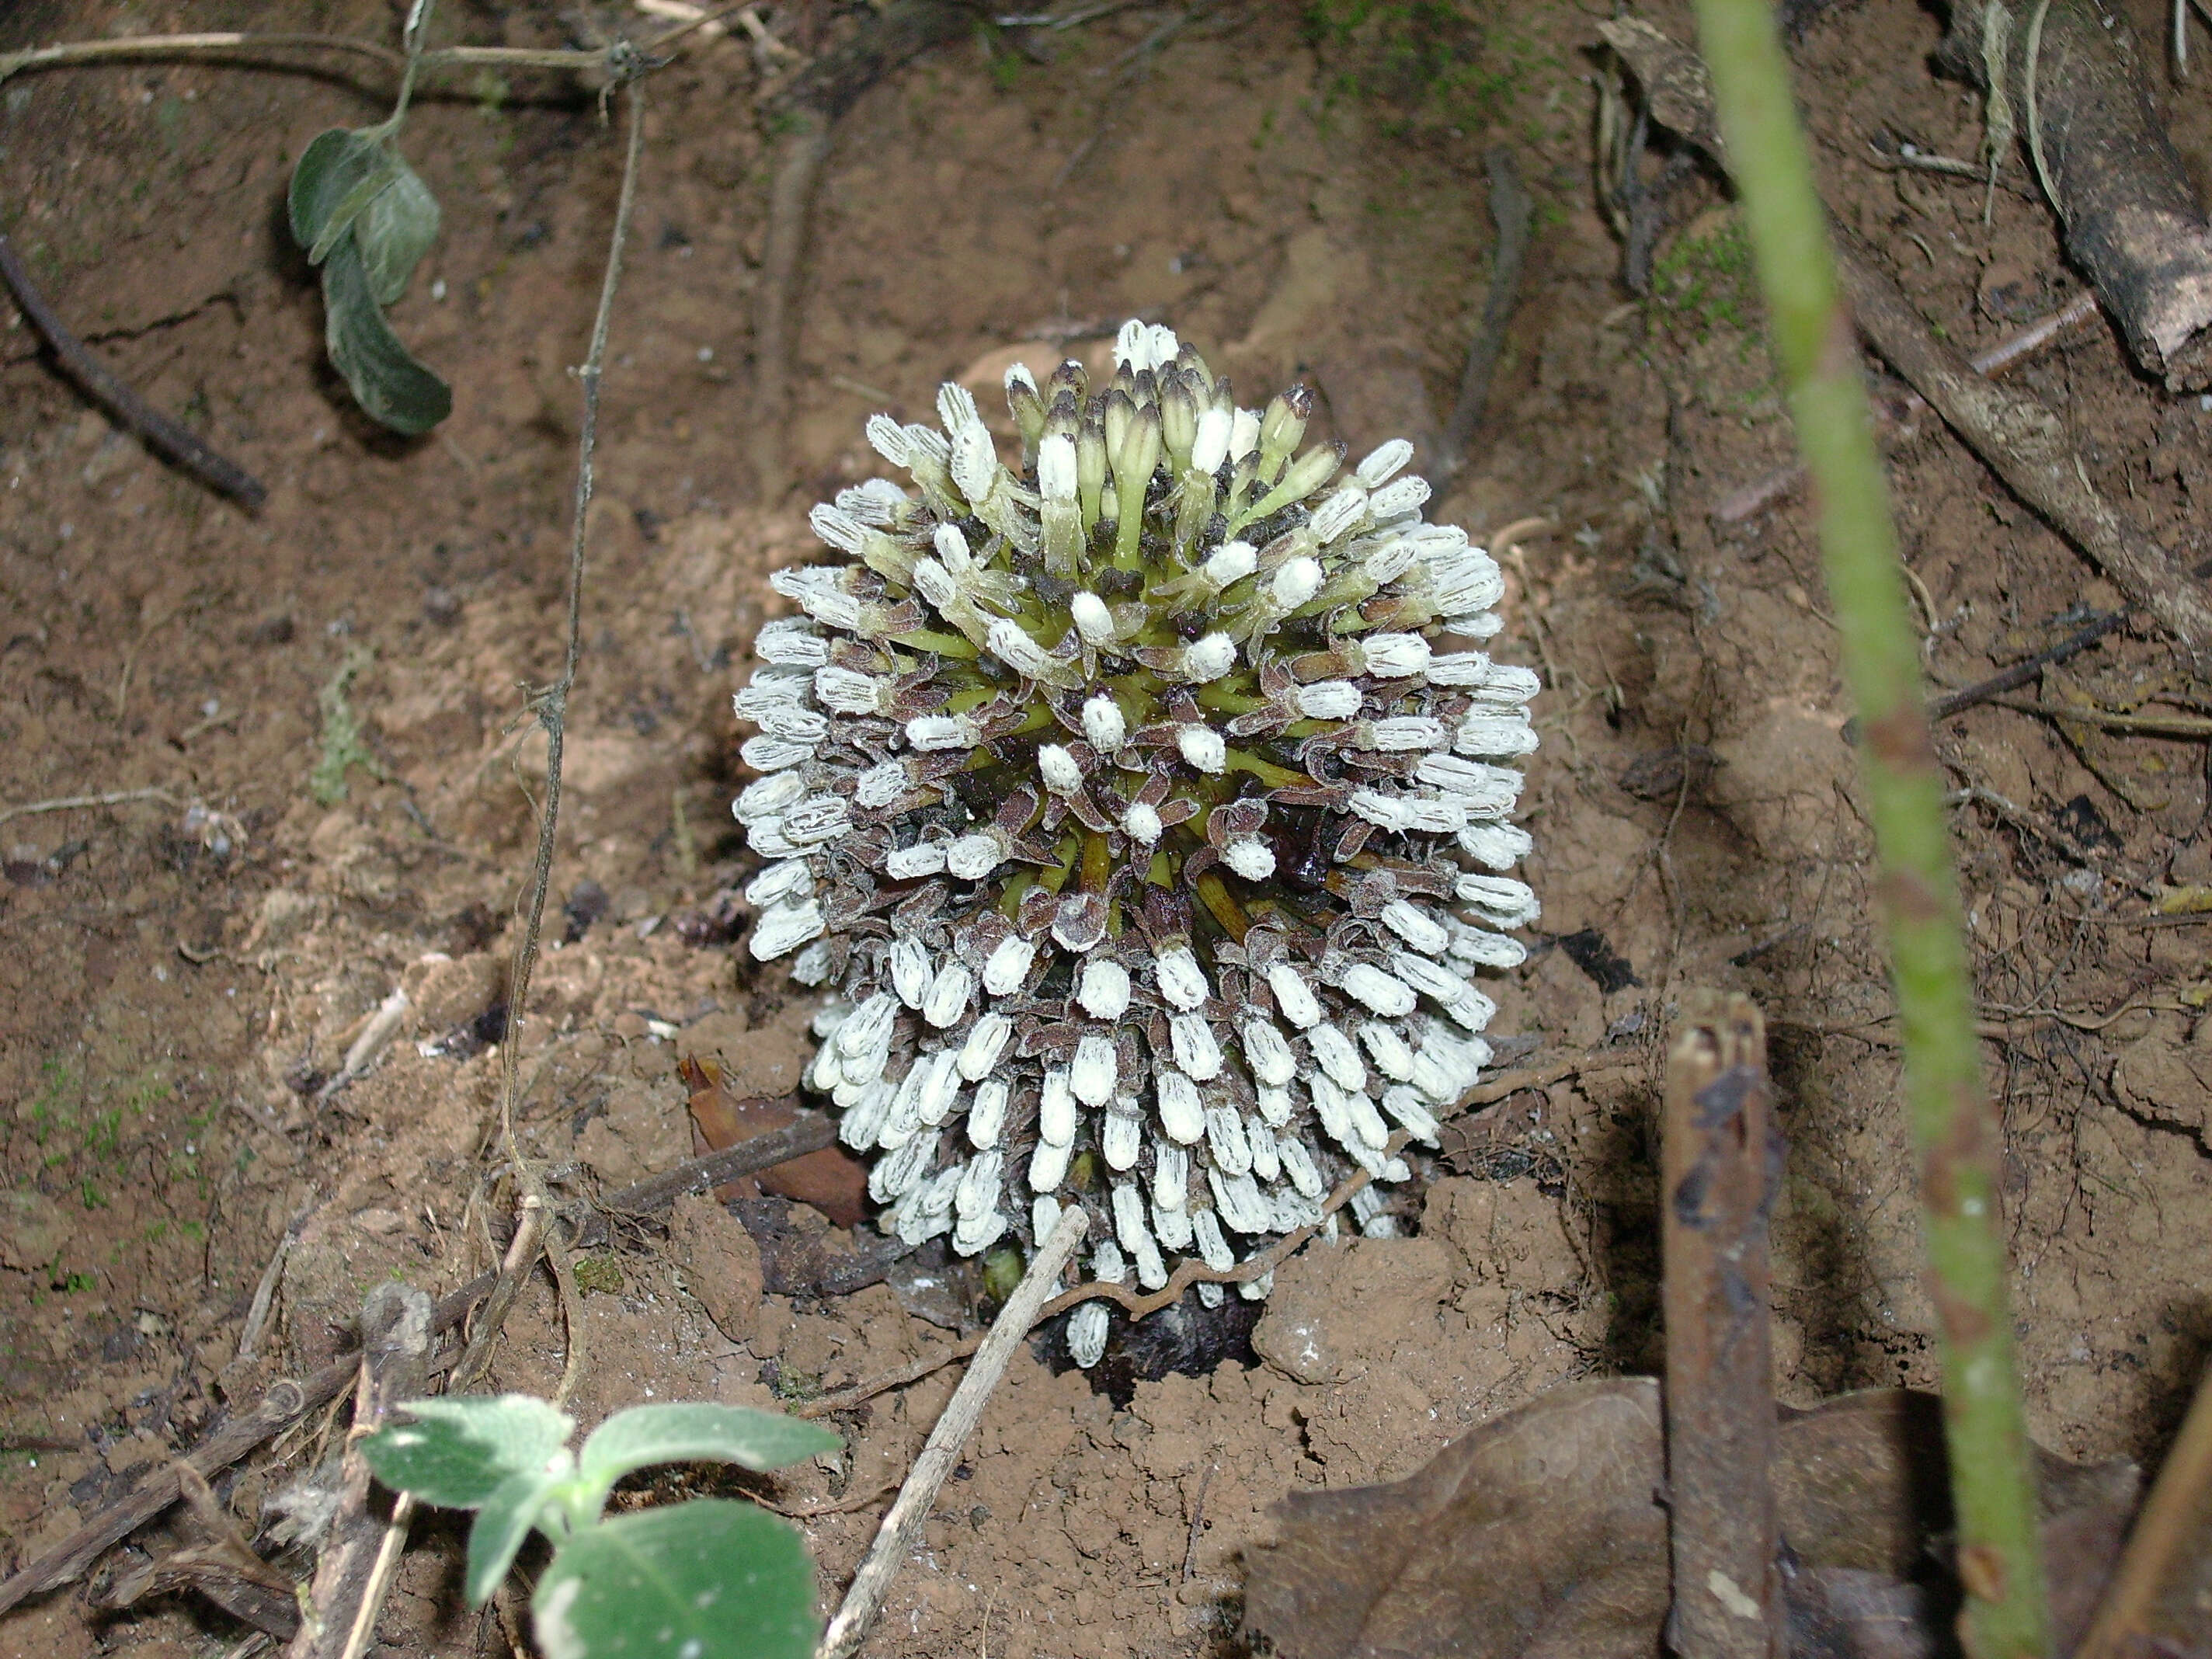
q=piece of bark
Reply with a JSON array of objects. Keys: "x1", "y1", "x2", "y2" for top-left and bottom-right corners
[
  {"x1": 1939, "y1": 1, "x2": 2212, "y2": 391},
  {"x1": 284, "y1": 1284, "x2": 430, "y2": 1659},
  {"x1": 1663, "y1": 993, "x2": 1783, "y2": 1659}
]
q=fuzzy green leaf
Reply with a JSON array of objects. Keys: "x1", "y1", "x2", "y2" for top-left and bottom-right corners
[
  {"x1": 320, "y1": 233, "x2": 452, "y2": 433},
  {"x1": 576, "y1": 1404, "x2": 840, "y2": 1506},
  {"x1": 465, "y1": 1466, "x2": 565, "y2": 1608},
  {"x1": 356, "y1": 152, "x2": 440, "y2": 305},
  {"x1": 360, "y1": 1395, "x2": 575, "y2": 1509},
  {"x1": 288, "y1": 127, "x2": 396, "y2": 266},
  {"x1": 532, "y1": 1500, "x2": 820, "y2": 1659}
]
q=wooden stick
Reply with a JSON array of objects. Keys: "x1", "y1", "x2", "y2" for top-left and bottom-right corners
[
  {"x1": 816, "y1": 1205, "x2": 1089, "y2": 1659},
  {"x1": 0, "y1": 231, "x2": 266, "y2": 506},
  {"x1": 1661, "y1": 991, "x2": 1782, "y2": 1659},
  {"x1": 2075, "y1": 1351, "x2": 2212, "y2": 1659}
]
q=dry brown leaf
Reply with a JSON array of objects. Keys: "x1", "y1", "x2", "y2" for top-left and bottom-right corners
[
  {"x1": 1241, "y1": 1383, "x2": 2137, "y2": 1659},
  {"x1": 680, "y1": 1053, "x2": 868, "y2": 1226}
]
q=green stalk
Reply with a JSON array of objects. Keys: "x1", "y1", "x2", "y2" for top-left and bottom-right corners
[{"x1": 1685, "y1": 4, "x2": 2054, "y2": 1656}]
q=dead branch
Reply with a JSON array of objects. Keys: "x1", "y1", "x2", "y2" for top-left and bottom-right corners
[
  {"x1": 1941, "y1": 0, "x2": 2212, "y2": 390},
  {"x1": 283, "y1": 1286, "x2": 430, "y2": 1659},
  {"x1": 0, "y1": 233, "x2": 265, "y2": 506},
  {"x1": 1661, "y1": 993, "x2": 1782, "y2": 1659},
  {"x1": 1598, "y1": 16, "x2": 2212, "y2": 663}
]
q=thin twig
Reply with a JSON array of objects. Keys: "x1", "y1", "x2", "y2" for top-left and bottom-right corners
[
  {"x1": 1926, "y1": 610, "x2": 2128, "y2": 722},
  {"x1": 1989, "y1": 696, "x2": 2212, "y2": 738},
  {"x1": 0, "y1": 12, "x2": 740, "y2": 86},
  {"x1": 0, "y1": 786, "x2": 179, "y2": 828},
  {"x1": 237, "y1": 1195, "x2": 322, "y2": 1365},
  {"x1": 1710, "y1": 290, "x2": 2100, "y2": 526},
  {"x1": 0, "y1": 234, "x2": 264, "y2": 505},
  {"x1": 468, "y1": 75, "x2": 649, "y2": 1400},
  {"x1": 816, "y1": 1205, "x2": 1090, "y2": 1659},
  {"x1": 0, "y1": 1098, "x2": 847, "y2": 1611}
]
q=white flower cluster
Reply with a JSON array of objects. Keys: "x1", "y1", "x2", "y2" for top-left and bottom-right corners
[{"x1": 732, "y1": 320, "x2": 1539, "y2": 1365}]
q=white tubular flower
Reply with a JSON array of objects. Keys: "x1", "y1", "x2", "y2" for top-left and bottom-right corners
[
  {"x1": 1265, "y1": 962, "x2": 1323, "y2": 1028},
  {"x1": 1082, "y1": 694, "x2": 1128, "y2": 753},
  {"x1": 1077, "y1": 958, "x2": 1132, "y2": 1020},
  {"x1": 1229, "y1": 405, "x2": 1261, "y2": 461},
  {"x1": 1356, "y1": 438, "x2": 1414, "y2": 487},
  {"x1": 1156, "y1": 1071, "x2": 1205, "y2": 1144},
  {"x1": 957, "y1": 1012, "x2": 1014, "y2": 1081},
  {"x1": 1309, "y1": 486, "x2": 1368, "y2": 544},
  {"x1": 1358, "y1": 632, "x2": 1431, "y2": 677},
  {"x1": 735, "y1": 769, "x2": 807, "y2": 824},
  {"x1": 1038, "y1": 743, "x2": 1084, "y2": 795},
  {"x1": 731, "y1": 318, "x2": 1539, "y2": 1355},
  {"x1": 1431, "y1": 550, "x2": 1504, "y2": 615},
  {"x1": 755, "y1": 617, "x2": 829, "y2": 666},
  {"x1": 750, "y1": 899, "x2": 824, "y2": 960},
  {"x1": 1170, "y1": 1014, "x2": 1223, "y2": 1080},
  {"x1": 814, "y1": 665, "x2": 887, "y2": 715},
  {"x1": 1179, "y1": 632, "x2": 1237, "y2": 683},
  {"x1": 1223, "y1": 836, "x2": 1275, "y2": 880},
  {"x1": 1271, "y1": 557, "x2": 1325, "y2": 609},
  {"x1": 1101, "y1": 1106, "x2": 1142, "y2": 1170},
  {"x1": 1364, "y1": 715, "x2": 1445, "y2": 750},
  {"x1": 1204, "y1": 541, "x2": 1258, "y2": 586},
  {"x1": 1376, "y1": 902, "x2": 1450, "y2": 962},
  {"x1": 1191, "y1": 406, "x2": 1232, "y2": 475},
  {"x1": 744, "y1": 858, "x2": 812, "y2": 906},
  {"x1": 1367, "y1": 475, "x2": 1430, "y2": 520},
  {"x1": 1455, "y1": 714, "x2": 1539, "y2": 756},
  {"x1": 1072, "y1": 1033, "x2": 1117, "y2": 1107},
  {"x1": 882, "y1": 841, "x2": 948, "y2": 880},
  {"x1": 1177, "y1": 724, "x2": 1227, "y2": 774},
  {"x1": 1155, "y1": 946, "x2": 1209, "y2": 1010},
  {"x1": 986, "y1": 617, "x2": 1055, "y2": 681},
  {"x1": 945, "y1": 831, "x2": 1008, "y2": 880},
  {"x1": 923, "y1": 963, "x2": 973, "y2": 1028},
  {"x1": 982, "y1": 935, "x2": 1036, "y2": 996},
  {"x1": 1339, "y1": 962, "x2": 1416, "y2": 1017},
  {"x1": 1295, "y1": 680, "x2": 1363, "y2": 720}
]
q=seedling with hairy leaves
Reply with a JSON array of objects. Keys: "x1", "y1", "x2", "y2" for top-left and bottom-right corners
[
  {"x1": 360, "y1": 1395, "x2": 840, "y2": 1659},
  {"x1": 286, "y1": 0, "x2": 451, "y2": 433}
]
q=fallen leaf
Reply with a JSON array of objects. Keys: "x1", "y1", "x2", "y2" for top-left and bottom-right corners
[
  {"x1": 680, "y1": 1056, "x2": 868, "y2": 1227},
  {"x1": 1241, "y1": 1382, "x2": 2136, "y2": 1659}
]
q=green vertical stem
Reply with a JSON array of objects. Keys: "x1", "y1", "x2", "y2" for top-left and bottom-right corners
[{"x1": 1685, "y1": 4, "x2": 2054, "y2": 1657}]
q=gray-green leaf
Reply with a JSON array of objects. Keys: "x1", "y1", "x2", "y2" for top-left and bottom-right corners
[
  {"x1": 361, "y1": 1394, "x2": 575, "y2": 1508},
  {"x1": 288, "y1": 127, "x2": 397, "y2": 265},
  {"x1": 576, "y1": 1403, "x2": 840, "y2": 1510},
  {"x1": 356, "y1": 152, "x2": 440, "y2": 305},
  {"x1": 320, "y1": 233, "x2": 452, "y2": 433},
  {"x1": 465, "y1": 1465, "x2": 565, "y2": 1607},
  {"x1": 532, "y1": 1501, "x2": 821, "y2": 1659}
]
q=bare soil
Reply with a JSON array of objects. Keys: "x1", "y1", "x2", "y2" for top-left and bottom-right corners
[{"x1": 3, "y1": 2, "x2": 2210, "y2": 1656}]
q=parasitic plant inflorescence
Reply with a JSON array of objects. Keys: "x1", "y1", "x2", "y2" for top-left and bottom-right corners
[{"x1": 732, "y1": 321, "x2": 1539, "y2": 1365}]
